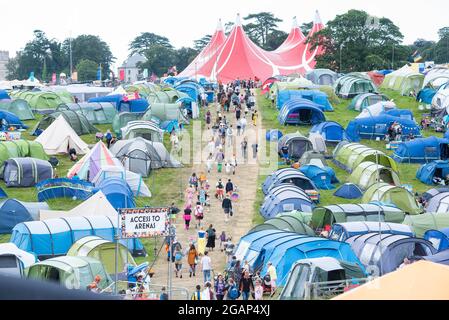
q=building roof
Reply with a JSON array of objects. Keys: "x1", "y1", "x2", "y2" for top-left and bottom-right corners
[{"x1": 120, "y1": 54, "x2": 146, "y2": 69}]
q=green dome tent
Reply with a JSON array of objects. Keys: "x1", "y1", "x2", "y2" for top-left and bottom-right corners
[
  {"x1": 0, "y1": 99, "x2": 34, "y2": 120},
  {"x1": 249, "y1": 212, "x2": 315, "y2": 236},
  {"x1": 0, "y1": 140, "x2": 47, "y2": 171},
  {"x1": 112, "y1": 112, "x2": 144, "y2": 137},
  {"x1": 348, "y1": 93, "x2": 390, "y2": 111},
  {"x1": 17, "y1": 91, "x2": 73, "y2": 112},
  {"x1": 348, "y1": 161, "x2": 401, "y2": 190},
  {"x1": 57, "y1": 102, "x2": 117, "y2": 124},
  {"x1": 403, "y1": 213, "x2": 449, "y2": 238},
  {"x1": 142, "y1": 102, "x2": 188, "y2": 124},
  {"x1": 34, "y1": 110, "x2": 98, "y2": 135}
]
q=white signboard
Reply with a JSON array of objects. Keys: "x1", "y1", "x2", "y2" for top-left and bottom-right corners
[{"x1": 120, "y1": 207, "x2": 169, "y2": 238}]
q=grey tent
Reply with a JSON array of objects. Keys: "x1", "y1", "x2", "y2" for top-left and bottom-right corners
[
  {"x1": 110, "y1": 137, "x2": 182, "y2": 177},
  {"x1": 262, "y1": 168, "x2": 318, "y2": 195},
  {"x1": 306, "y1": 69, "x2": 339, "y2": 85},
  {"x1": 56, "y1": 102, "x2": 117, "y2": 124},
  {"x1": 348, "y1": 93, "x2": 390, "y2": 111},
  {"x1": 299, "y1": 151, "x2": 328, "y2": 168},
  {"x1": 2, "y1": 158, "x2": 53, "y2": 187},
  {"x1": 0, "y1": 99, "x2": 35, "y2": 120},
  {"x1": 346, "y1": 232, "x2": 435, "y2": 275},
  {"x1": 120, "y1": 120, "x2": 164, "y2": 142},
  {"x1": 34, "y1": 110, "x2": 97, "y2": 135},
  {"x1": 278, "y1": 132, "x2": 314, "y2": 160}
]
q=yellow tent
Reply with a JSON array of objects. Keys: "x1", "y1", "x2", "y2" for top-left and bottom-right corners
[{"x1": 333, "y1": 261, "x2": 449, "y2": 300}]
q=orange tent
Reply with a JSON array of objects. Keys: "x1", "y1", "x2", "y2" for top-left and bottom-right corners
[{"x1": 333, "y1": 261, "x2": 449, "y2": 300}]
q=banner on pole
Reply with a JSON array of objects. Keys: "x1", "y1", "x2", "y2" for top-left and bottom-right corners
[{"x1": 120, "y1": 207, "x2": 169, "y2": 238}]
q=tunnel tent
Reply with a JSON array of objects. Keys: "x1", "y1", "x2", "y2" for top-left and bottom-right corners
[
  {"x1": 305, "y1": 69, "x2": 338, "y2": 85},
  {"x1": 333, "y1": 142, "x2": 398, "y2": 173},
  {"x1": 348, "y1": 161, "x2": 401, "y2": 190},
  {"x1": 33, "y1": 110, "x2": 98, "y2": 136},
  {"x1": 67, "y1": 236, "x2": 136, "y2": 276},
  {"x1": 2, "y1": 158, "x2": 53, "y2": 188},
  {"x1": 277, "y1": 132, "x2": 314, "y2": 160},
  {"x1": 278, "y1": 99, "x2": 326, "y2": 125},
  {"x1": 0, "y1": 140, "x2": 48, "y2": 172},
  {"x1": 120, "y1": 121, "x2": 164, "y2": 143},
  {"x1": 25, "y1": 91, "x2": 74, "y2": 112},
  {"x1": 345, "y1": 233, "x2": 435, "y2": 275},
  {"x1": 298, "y1": 151, "x2": 328, "y2": 168},
  {"x1": 0, "y1": 99, "x2": 35, "y2": 120},
  {"x1": 0, "y1": 243, "x2": 37, "y2": 277},
  {"x1": 348, "y1": 93, "x2": 390, "y2": 111},
  {"x1": 381, "y1": 65, "x2": 425, "y2": 95},
  {"x1": 27, "y1": 256, "x2": 112, "y2": 290},
  {"x1": 329, "y1": 221, "x2": 414, "y2": 242},
  {"x1": 56, "y1": 102, "x2": 117, "y2": 124},
  {"x1": 392, "y1": 136, "x2": 449, "y2": 164},
  {"x1": 10, "y1": 215, "x2": 146, "y2": 259},
  {"x1": 362, "y1": 183, "x2": 422, "y2": 215},
  {"x1": 309, "y1": 121, "x2": 349, "y2": 144},
  {"x1": 334, "y1": 74, "x2": 378, "y2": 98},
  {"x1": 403, "y1": 213, "x2": 449, "y2": 238},
  {"x1": 112, "y1": 112, "x2": 144, "y2": 137},
  {"x1": 311, "y1": 203, "x2": 406, "y2": 229},
  {"x1": 381, "y1": 108, "x2": 415, "y2": 121},
  {"x1": 262, "y1": 168, "x2": 318, "y2": 196},
  {"x1": 424, "y1": 228, "x2": 449, "y2": 252},
  {"x1": 423, "y1": 249, "x2": 449, "y2": 266},
  {"x1": 249, "y1": 214, "x2": 315, "y2": 236},
  {"x1": 416, "y1": 160, "x2": 449, "y2": 185},
  {"x1": 88, "y1": 95, "x2": 149, "y2": 113}
]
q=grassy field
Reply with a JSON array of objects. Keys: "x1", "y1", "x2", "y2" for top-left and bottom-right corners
[{"x1": 253, "y1": 88, "x2": 440, "y2": 224}]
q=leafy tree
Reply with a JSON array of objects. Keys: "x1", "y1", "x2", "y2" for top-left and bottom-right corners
[
  {"x1": 193, "y1": 35, "x2": 211, "y2": 51},
  {"x1": 265, "y1": 30, "x2": 288, "y2": 51},
  {"x1": 224, "y1": 22, "x2": 234, "y2": 36},
  {"x1": 300, "y1": 22, "x2": 313, "y2": 36},
  {"x1": 243, "y1": 12, "x2": 283, "y2": 49},
  {"x1": 139, "y1": 45, "x2": 178, "y2": 76},
  {"x1": 176, "y1": 47, "x2": 198, "y2": 71},
  {"x1": 129, "y1": 32, "x2": 172, "y2": 56},
  {"x1": 6, "y1": 55, "x2": 19, "y2": 80},
  {"x1": 76, "y1": 59, "x2": 98, "y2": 82},
  {"x1": 435, "y1": 27, "x2": 449, "y2": 63}
]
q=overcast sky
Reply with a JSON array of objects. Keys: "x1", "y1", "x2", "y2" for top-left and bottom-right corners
[{"x1": 1, "y1": 0, "x2": 448, "y2": 70}]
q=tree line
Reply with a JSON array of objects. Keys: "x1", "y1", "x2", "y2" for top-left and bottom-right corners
[{"x1": 6, "y1": 11, "x2": 449, "y2": 81}]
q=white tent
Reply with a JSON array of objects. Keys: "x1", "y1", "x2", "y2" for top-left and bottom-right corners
[
  {"x1": 432, "y1": 88, "x2": 449, "y2": 113},
  {"x1": 92, "y1": 165, "x2": 151, "y2": 197},
  {"x1": 39, "y1": 190, "x2": 118, "y2": 220},
  {"x1": 35, "y1": 115, "x2": 90, "y2": 155},
  {"x1": 0, "y1": 243, "x2": 37, "y2": 277},
  {"x1": 308, "y1": 132, "x2": 327, "y2": 153},
  {"x1": 355, "y1": 101, "x2": 397, "y2": 119}
]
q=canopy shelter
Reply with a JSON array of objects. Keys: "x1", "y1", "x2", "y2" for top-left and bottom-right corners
[
  {"x1": 92, "y1": 166, "x2": 151, "y2": 197},
  {"x1": 362, "y1": 183, "x2": 422, "y2": 215},
  {"x1": 311, "y1": 204, "x2": 405, "y2": 229},
  {"x1": 278, "y1": 98, "x2": 326, "y2": 126},
  {"x1": 280, "y1": 257, "x2": 366, "y2": 300},
  {"x1": 11, "y1": 215, "x2": 146, "y2": 259},
  {"x1": 333, "y1": 183, "x2": 363, "y2": 199},
  {"x1": 416, "y1": 160, "x2": 449, "y2": 185},
  {"x1": 333, "y1": 142, "x2": 397, "y2": 173},
  {"x1": 35, "y1": 115, "x2": 89, "y2": 155},
  {"x1": 334, "y1": 73, "x2": 378, "y2": 98},
  {"x1": 348, "y1": 161, "x2": 400, "y2": 190},
  {"x1": 112, "y1": 112, "x2": 144, "y2": 137},
  {"x1": 345, "y1": 114, "x2": 421, "y2": 142},
  {"x1": 67, "y1": 141, "x2": 123, "y2": 182},
  {"x1": 260, "y1": 184, "x2": 315, "y2": 219},
  {"x1": 381, "y1": 65, "x2": 424, "y2": 95},
  {"x1": 88, "y1": 95, "x2": 149, "y2": 113},
  {"x1": 298, "y1": 151, "x2": 327, "y2": 168},
  {"x1": 67, "y1": 236, "x2": 136, "y2": 276},
  {"x1": 36, "y1": 178, "x2": 94, "y2": 202},
  {"x1": 305, "y1": 69, "x2": 338, "y2": 85},
  {"x1": 110, "y1": 137, "x2": 181, "y2": 177},
  {"x1": 333, "y1": 261, "x2": 449, "y2": 300},
  {"x1": 348, "y1": 93, "x2": 390, "y2": 111},
  {"x1": 0, "y1": 99, "x2": 34, "y2": 120},
  {"x1": 354, "y1": 101, "x2": 396, "y2": 119},
  {"x1": 27, "y1": 256, "x2": 112, "y2": 290},
  {"x1": 329, "y1": 221, "x2": 414, "y2": 242},
  {"x1": 0, "y1": 243, "x2": 37, "y2": 277},
  {"x1": 309, "y1": 121, "x2": 349, "y2": 144},
  {"x1": 33, "y1": 110, "x2": 97, "y2": 136},
  {"x1": 424, "y1": 228, "x2": 449, "y2": 252},
  {"x1": 276, "y1": 90, "x2": 334, "y2": 111},
  {"x1": 56, "y1": 102, "x2": 117, "y2": 124},
  {"x1": 262, "y1": 168, "x2": 318, "y2": 196},
  {"x1": 299, "y1": 165, "x2": 339, "y2": 190},
  {"x1": 403, "y1": 213, "x2": 449, "y2": 237},
  {"x1": 277, "y1": 132, "x2": 314, "y2": 160},
  {"x1": 2, "y1": 158, "x2": 53, "y2": 188},
  {"x1": 249, "y1": 213, "x2": 315, "y2": 236},
  {"x1": 392, "y1": 136, "x2": 449, "y2": 164},
  {"x1": 120, "y1": 121, "x2": 164, "y2": 143},
  {"x1": 93, "y1": 177, "x2": 135, "y2": 210}
]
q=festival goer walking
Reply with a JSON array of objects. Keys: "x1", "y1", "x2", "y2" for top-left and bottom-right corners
[
  {"x1": 191, "y1": 285, "x2": 202, "y2": 300},
  {"x1": 174, "y1": 247, "x2": 184, "y2": 278},
  {"x1": 189, "y1": 173, "x2": 198, "y2": 191},
  {"x1": 183, "y1": 205, "x2": 192, "y2": 230},
  {"x1": 241, "y1": 137, "x2": 248, "y2": 161},
  {"x1": 267, "y1": 261, "x2": 278, "y2": 296},
  {"x1": 169, "y1": 202, "x2": 180, "y2": 224},
  {"x1": 214, "y1": 274, "x2": 226, "y2": 300},
  {"x1": 206, "y1": 153, "x2": 214, "y2": 173},
  {"x1": 239, "y1": 271, "x2": 254, "y2": 300},
  {"x1": 206, "y1": 110, "x2": 211, "y2": 129},
  {"x1": 202, "y1": 282, "x2": 216, "y2": 300},
  {"x1": 105, "y1": 129, "x2": 113, "y2": 148},
  {"x1": 206, "y1": 224, "x2": 216, "y2": 251},
  {"x1": 225, "y1": 179, "x2": 234, "y2": 196},
  {"x1": 240, "y1": 117, "x2": 247, "y2": 134},
  {"x1": 187, "y1": 244, "x2": 198, "y2": 277},
  {"x1": 201, "y1": 251, "x2": 212, "y2": 283},
  {"x1": 226, "y1": 125, "x2": 233, "y2": 147},
  {"x1": 236, "y1": 119, "x2": 242, "y2": 136},
  {"x1": 254, "y1": 279, "x2": 264, "y2": 300},
  {"x1": 252, "y1": 110, "x2": 258, "y2": 126},
  {"x1": 194, "y1": 202, "x2": 204, "y2": 229},
  {"x1": 230, "y1": 154, "x2": 237, "y2": 175},
  {"x1": 219, "y1": 231, "x2": 227, "y2": 251},
  {"x1": 198, "y1": 187, "x2": 207, "y2": 207},
  {"x1": 216, "y1": 148, "x2": 225, "y2": 173},
  {"x1": 222, "y1": 195, "x2": 233, "y2": 221},
  {"x1": 197, "y1": 227, "x2": 206, "y2": 255},
  {"x1": 216, "y1": 179, "x2": 225, "y2": 201},
  {"x1": 226, "y1": 278, "x2": 240, "y2": 300}
]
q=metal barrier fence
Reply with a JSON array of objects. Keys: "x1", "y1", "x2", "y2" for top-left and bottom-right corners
[
  {"x1": 101, "y1": 281, "x2": 190, "y2": 300},
  {"x1": 304, "y1": 278, "x2": 372, "y2": 300}
]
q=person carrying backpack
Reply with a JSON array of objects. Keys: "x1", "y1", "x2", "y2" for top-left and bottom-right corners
[
  {"x1": 226, "y1": 278, "x2": 240, "y2": 300},
  {"x1": 174, "y1": 248, "x2": 184, "y2": 278},
  {"x1": 216, "y1": 179, "x2": 224, "y2": 200},
  {"x1": 191, "y1": 285, "x2": 202, "y2": 300}
]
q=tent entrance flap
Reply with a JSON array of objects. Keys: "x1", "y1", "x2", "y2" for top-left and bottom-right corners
[
  {"x1": 299, "y1": 109, "x2": 312, "y2": 123},
  {"x1": 379, "y1": 169, "x2": 395, "y2": 185},
  {"x1": 441, "y1": 144, "x2": 449, "y2": 160}
]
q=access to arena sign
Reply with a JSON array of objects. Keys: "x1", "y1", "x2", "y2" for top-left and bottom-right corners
[{"x1": 120, "y1": 207, "x2": 169, "y2": 238}]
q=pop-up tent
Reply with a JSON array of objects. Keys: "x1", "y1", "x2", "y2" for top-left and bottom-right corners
[
  {"x1": 35, "y1": 115, "x2": 90, "y2": 155},
  {"x1": 362, "y1": 183, "x2": 422, "y2": 215},
  {"x1": 424, "y1": 228, "x2": 449, "y2": 252},
  {"x1": 333, "y1": 142, "x2": 397, "y2": 173},
  {"x1": 110, "y1": 137, "x2": 181, "y2": 177},
  {"x1": 0, "y1": 110, "x2": 27, "y2": 130},
  {"x1": 2, "y1": 158, "x2": 53, "y2": 187},
  {"x1": 348, "y1": 93, "x2": 390, "y2": 111},
  {"x1": 333, "y1": 183, "x2": 363, "y2": 199},
  {"x1": 0, "y1": 99, "x2": 34, "y2": 120},
  {"x1": 403, "y1": 213, "x2": 449, "y2": 238},
  {"x1": 422, "y1": 187, "x2": 449, "y2": 202},
  {"x1": 309, "y1": 121, "x2": 349, "y2": 144},
  {"x1": 0, "y1": 199, "x2": 36, "y2": 233},
  {"x1": 27, "y1": 256, "x2": 112, "y2": 290},
  {"x1": 329, "y1": 221, "x2": 414, "y2": 242},
  {"x1": 417, "y1": 87, "x2": 437, "y2": 105},
  {"x1": 93, "y1": 177, "x2": 136, "y2": 210},
  {"x1": 417, "y1": 160, "x2": 449, "y2": 185},
  {"x1": 311, "y1": 203, "x2": 405, "y2": 229},
  {"x1": 306, "y1": 69, "x2": 338, "y2": 85},
  {"x1": 276, "y1": 90, "x2": 334, "y2": 111},
  {"x1": 57, "y1": 102, "x2": 117, "y2": 124},
  {"x1": 299, "y1": 165, "x2": 339, "y2": 190},
  {"x1": 348, "y1": 161, "x2": 400, "y2": 190},
  {"x1": 277, "y1": 133, "x2": 314, "y2": 160},
  {"x1": 262, "y1": 168, "x2": 318, "y2": 196},
  {"x1": 0, "y1": 243, "x2": 37, "y2": 277},
  {"x1": 345, "y1": 233, "x2": 435, "y2": 275},
  {"x1": 11, "y1": 215, "x2": 146, "y2": 259},
  {"x1": 345, "y1": 114, "x2": 421, "y2": 142},
  {"x1": 120, "y1": 121, "x2": 164, "y2": 143},
  {"x1": 392, "y1": 136, "x2": 449, "y2": 164},
  {"x1": 278, "y1": 99, "x2": 326, "y2": 125}
]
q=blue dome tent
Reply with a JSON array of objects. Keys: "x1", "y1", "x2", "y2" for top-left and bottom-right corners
[
  {"x1": 310, "y1": 121, "x2": 350, "y2": 143},
  {"x1": 424, "y1": 228, "x2": 449, "y2": 252},
  {"x1": 392, "y1": 137, "x2": 449, "y2": 163},
  {"x1": 417, "y1": 88, "x2": 437, "y2": 104},
  {"x1": 0, "y1": 110, "x2": 28, "y2": 130},
  {"x1": 346, "y1": 115, "x2": 421, "y2": 142},
  {"x1": 333, "y1": 183, "x2": 363, "y2": 199},
  {"x1": 0, "y1": 90, "x2": 11, "y2": 100},
  {"x1": 0, "y1": 187, "x2": 7, "y2": 198},
  {"x1": 94, "y1": 177, "x2": 135, "y2": 210},
  {"x1": 265, "y1": 129, "x2": 283, "y2": 141},
  {"x1": 416, "y1": 160, "x2": 449, "y2": 185},
  {"x1": 88, "y1": 95, "x2": 149, "y2": 113},
  {"x1": 299, "y1": 165, "x2": 339, "y2": 190},
  {"x1": 10, "y1": 216, "x2": 145, "y2": 259},
  {"x1": 160, "y1": 120, "x2": 179, "y2": 133},
  {"x1": 278, "y1": 99, "x2": 326, "y2": 126},
  {"x1": 276, "y1": 90, "x2": 334, "y2": 111},
  {"x1": 0, "y1": 199, "x2": 35, "y2": 234}
]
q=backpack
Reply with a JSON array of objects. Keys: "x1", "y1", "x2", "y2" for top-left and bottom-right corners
[
  {"x1": 208, "y1": 228, "x2": 216, "y2": 238},
  {"x1": 175, "y1": 252, "x2": 183, "y2": 262},
  {"x1": 217, "y1": 182, "x2": 223, "y2": 189},
  {"x1": 228, "y1": 285, "x2": 239, "y2": 299}
]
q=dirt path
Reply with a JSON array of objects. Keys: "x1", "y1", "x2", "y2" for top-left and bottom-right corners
[{"x1": 150, "y1": 90, "x2": 263, "y2": 297}]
